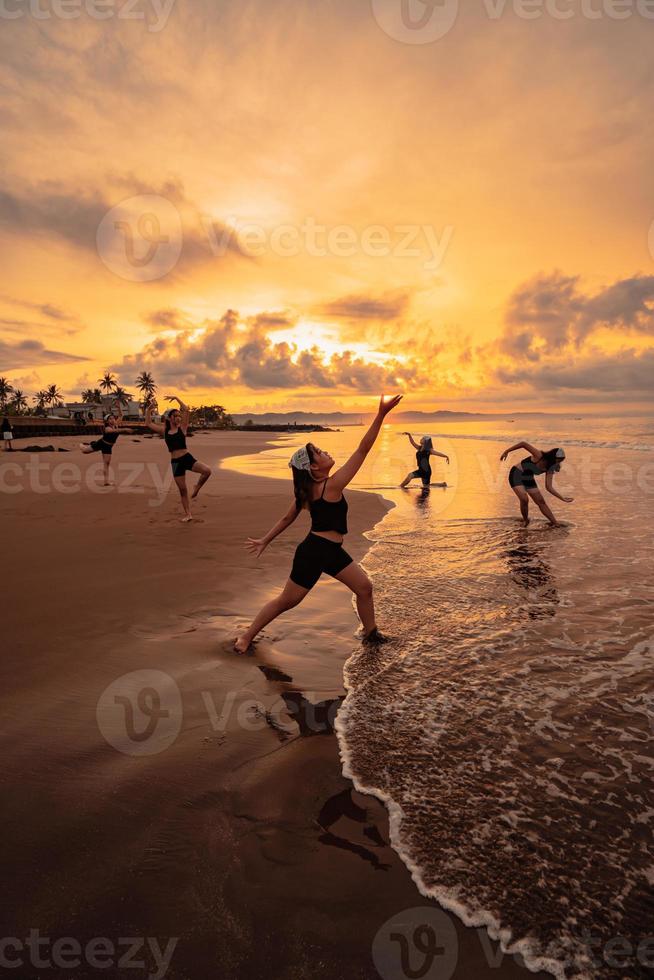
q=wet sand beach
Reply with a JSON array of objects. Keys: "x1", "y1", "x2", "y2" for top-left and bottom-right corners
[{"x1": 1, "y1": 430, "x2": 550, "y2": 979}]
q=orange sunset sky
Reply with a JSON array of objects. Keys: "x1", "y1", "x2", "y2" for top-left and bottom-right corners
[{"x1": 1, "y1": 0, "x2": 653, "y2": 415}]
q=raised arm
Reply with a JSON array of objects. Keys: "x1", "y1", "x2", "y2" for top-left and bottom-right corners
[
  {"x1": 245, "y1": 499, "x2": 301, "y2": 558},
  {"x1": 329, "y1": 394, "x2": 403, "y2": 493},
  {"x1": 165, "y1": 395, "x2": 190, "y2": 432},
  {"x1": 403, "y1": 432, "x2": 421, "y2": 450},
  {"x1": 430, "y1": 449, "x2": 450, "y2": 464},
  {"x1": 545, "y1": 471, "x2": 574, "y2": 503},
  {"x1": 500, "y1": 440, "x2": 541, "y2": 463},
  {"x1": 145, "y1": 402, "x2": 165, "y2": 435}
]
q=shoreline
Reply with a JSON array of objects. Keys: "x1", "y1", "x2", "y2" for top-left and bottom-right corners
[{"x1": 2, "y1": 431, "x2": 550, "y2": 979}]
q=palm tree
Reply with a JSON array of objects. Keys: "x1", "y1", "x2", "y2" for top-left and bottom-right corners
[
  {"x1": 45, "y1": 384, "x2": 64, "y2": 415},
  {"x1": 81, "y1": 388, "x2": 102, "y2": 404},
  {"x1": 33, "y1": 390, "x2": 48, "y2": 415},
  {"x1": 113, "y1": 386, "x2": 133, "y2": 409},
  {"x1": 0, "y1": 377, "x2": 14, "y2": 410},
  {"x1": 98, "y1": 371, "x2": 117, "y2": 394},
  {"x1": 10, "y1": 389, "x2": 28, "y2": 414},
  {"x1": 135, "y1": 371, "x2": 157, "y2": 399}
]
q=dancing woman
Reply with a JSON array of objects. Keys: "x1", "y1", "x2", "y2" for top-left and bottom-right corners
[
  {"x1": 234, "y1": 394, "x2": 403, "y2": 653},
  {"x1": 80, "y1": 401, "x2": 133, "y2": 486},
  {"x1": 400, "y1": 433, "x2": 449, "y2": 488},
  {"x1": 145, "y1": 395, "x2": 212, "y2": 522},
  {"x1": 500, "y1": 441, "x2": 573, "y2": 527}
]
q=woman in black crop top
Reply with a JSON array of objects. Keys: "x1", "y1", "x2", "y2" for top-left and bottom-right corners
[
  {"x1": 146, "y1": 395, "x2": 212, "y2": 522},
  {"x1": 400, "y1": 433, "x2": 449, "y2": 489},
  {"x1": 80, "y1": 401, "x2": 135, "y2": 486},
  {"x1": 501, "y1": 440, "x2": 574, "y2": 527},
  {"x1": 234, "y1": 393, "x2": 403, "y2": 654}
]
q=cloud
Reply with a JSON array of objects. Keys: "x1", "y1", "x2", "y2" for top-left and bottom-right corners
[
  {"x1": 318, "y1": 292, "x2": 409, "y2": 321},
  {"x1": 496, "y1": 347, "x2": 654, "y2": 399},
  {"x1": 111, "y1": 308, "x2": 425, "y2": 392},
  {"x1": 501, "y1": 272, "x2": 654, "y2": 360},
  {"x1": 0, "y1": 338, "x2": 89, "y2": 370},
  {"x1": 488, "y1": 272, "x2": 654, "y2": 400},
  {"x1": 0, "y1": 176, "x2": 248, "y2": 279},
  {"x1": 0, "y1": 295, "x2": 83, "y2": 336}
]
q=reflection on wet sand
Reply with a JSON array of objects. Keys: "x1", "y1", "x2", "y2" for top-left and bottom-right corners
[{"x1": 503, "y1": 530, "x2": 559, "y2": 619}]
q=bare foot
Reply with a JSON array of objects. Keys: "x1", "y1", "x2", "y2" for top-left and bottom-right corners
[
  {"x1": 363, "y1": 627, "x2": 390, "y2": 646},
  {"x1": 234, "y1": 635, "x2": 252, "y2": 654},
  {"x1": 180, "y1": 514, "x2": 193, "y2": 523}
]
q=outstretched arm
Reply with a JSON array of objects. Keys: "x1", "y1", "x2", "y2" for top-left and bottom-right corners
[
  {"x1": 545, "y1": 472, "x2": 574, "y2": 503},
  {"x1": 430, "y1": 449, "x2": 450, "y2": 464},
  {"x1": 403, "y1": 432, "x2": 421, "y2": 450},
  {"x1": 500, "y1": 440, "x2": 541, "y2": 463},
  {"x1": 330, "y1": 394, "x2": 403, "y2": 493},
  {"x1": 145, "y1": 403, "x2": 165, "y2": 435},
  {"x1": 245, "y1": 500, "x2": 301, "y2": 558}
]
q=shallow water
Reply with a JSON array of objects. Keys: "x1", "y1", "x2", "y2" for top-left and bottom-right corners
[{"x1": 226, "y1": 417, "x2": 654, "y2": 980}]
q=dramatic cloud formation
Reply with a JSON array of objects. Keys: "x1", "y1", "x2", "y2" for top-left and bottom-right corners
[
  {"x1": 490, "y1": 273, "x2": 654, "y2": 400},
  {"x1": 501, "y1": 273, "x2": 654, "y2": 360},
  {"x1": 112, "y1": 308, "x2": 427, "y2": 392}
]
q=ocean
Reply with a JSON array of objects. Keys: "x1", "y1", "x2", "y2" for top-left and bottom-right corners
[{"x1": 227, "y1": 414, "x2": 654, "y2": 980}]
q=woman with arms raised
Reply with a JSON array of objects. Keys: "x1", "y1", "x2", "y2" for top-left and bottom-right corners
[
  {"x1": 234, "y1": 393, "x2": 403, "y2": 653},
  {"x1": 146, "y1": 395, "x2": 212, "y2": 522},
  {"x1": 501, "y1": 440, "x2": 573, "y2": 527},
  {"x1": 80, "y1": 400, "x2": 134, "y2": 486},
  {"x1": 400, "y1": 432, "x2": 449, "y2": 488}
]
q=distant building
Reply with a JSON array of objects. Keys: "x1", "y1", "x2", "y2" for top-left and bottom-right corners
[{"x1": 64, "y1": 402, "x2": 104, "y2": 421}]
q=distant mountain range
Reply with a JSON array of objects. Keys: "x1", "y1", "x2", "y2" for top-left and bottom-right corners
[{"x1": 231, "y1": 409, "x2": 565, "y2": 425}]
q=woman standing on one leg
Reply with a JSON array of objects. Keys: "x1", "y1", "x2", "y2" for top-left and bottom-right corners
[
  {"x1": 500, "y1": 441, "x2": 573, "y2": 527},
  {"x1": 234, "y1": 393, "x2": 403, "y2": 654},
  {"x1": 400, "y1": 433, "x2": 449, "y2": 488},
  {"x1": 145, "y1": 395, "x2": 212, "y2": 522},
  {"x1": 80, "y1": 402, "x2": 133, "y2": 486}
]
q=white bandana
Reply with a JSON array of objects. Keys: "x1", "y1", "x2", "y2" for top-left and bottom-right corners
[{"x1": 289, "y1": 446, "x2": 312, "y2": 471}]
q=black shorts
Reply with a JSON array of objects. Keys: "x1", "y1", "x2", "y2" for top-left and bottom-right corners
[
  {"x1": 290, "y1": 533, "x2": 353, "y2": 590},
  {"x1": 90, "y1": 439, "x2": 113, "y2": 456},
  {"x1": 171, "y1": 452, "x2": 197, "y2": 477},
  {"x1": 509, "y1": 466, "x2": 537, "y2": 490},
  {"x1": 410, "y1": 467, "x2": 432, "y2": 486}
]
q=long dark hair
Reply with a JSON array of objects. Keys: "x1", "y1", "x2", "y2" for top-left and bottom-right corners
[
  {"x1": 541, "y1": 448, "x2": 562, "y2": 470},
  {"x1": 291, "y1": 443, "x2": 315, "y2": 513}
]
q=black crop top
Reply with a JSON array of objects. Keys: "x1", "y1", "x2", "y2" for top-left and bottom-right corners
[
  {"x1": 102, "y1": 428, "x2": 119, "y2": 445},
  {"x1": 309, "y1": 479, "x2": 348, "y2": 535},
  {"x1": 165, "y1": 425, "x2": 187, "y2": 452},
  {"x1": 416, "y1": 448, "x2": 431, "y2": 472}
]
